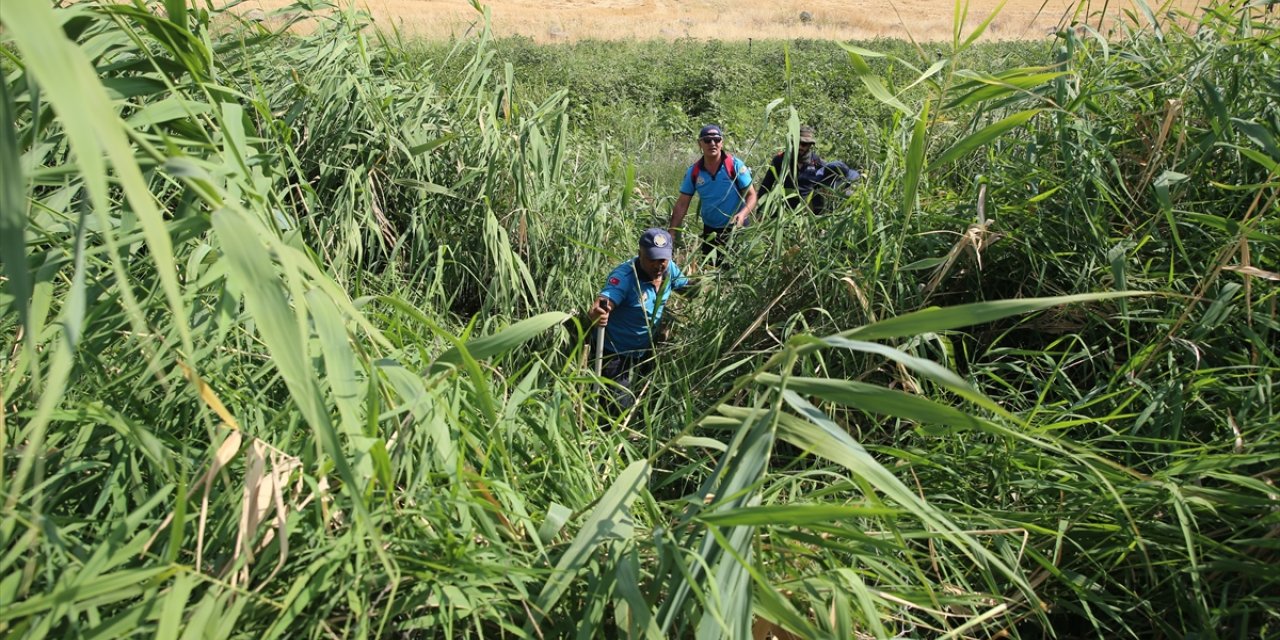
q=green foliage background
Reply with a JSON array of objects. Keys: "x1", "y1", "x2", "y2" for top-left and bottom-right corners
[{"x1": 1, "y1": 0, "x2": 1277, "y2": 638}]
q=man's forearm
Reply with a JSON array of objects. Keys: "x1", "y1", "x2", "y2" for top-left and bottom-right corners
[
  {"x1": 737, "y1": 187, "x2": 758, "y2": 219},
  {"x1": 670, "y1": 196, "x2": 691, "y2": 236},
  {"x1": 670, "y1": 209, "x2": 685, "y2": 230}
]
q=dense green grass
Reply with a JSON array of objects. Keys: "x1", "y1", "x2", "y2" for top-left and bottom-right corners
[{"x1": 2, "y1": 0, "x2": 1277, "y2": 638}]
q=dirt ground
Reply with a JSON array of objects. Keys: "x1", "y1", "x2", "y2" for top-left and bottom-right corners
[{"x1": 238, "y1": 0, "x2": 1208, "y2": 43}]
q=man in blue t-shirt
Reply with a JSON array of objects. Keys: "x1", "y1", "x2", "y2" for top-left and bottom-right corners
[
  {"x1": 668, "y1": 124, "x2": 757, "y2": 264},
  {"x1": 587, "y1": 228, "x2": 695, "y2": 410}
]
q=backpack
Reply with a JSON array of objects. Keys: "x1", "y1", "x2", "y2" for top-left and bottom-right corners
[
  {"x1": 815, "y1": 161, "x2": 860, "y2": 188},
  {"x1": 690, "y1": 153, "x2": 738, "y2": 184}
]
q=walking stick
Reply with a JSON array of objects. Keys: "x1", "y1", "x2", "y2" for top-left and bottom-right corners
[
  {"x1": 594, "y1": 324, "x2": 604, "y2": 377},
  {"x1": 594, "y1": 298, "x2": 606, "y2": 378}
]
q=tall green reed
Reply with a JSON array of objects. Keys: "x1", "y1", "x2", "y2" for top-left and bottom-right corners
[{"x1": 2, "y1": 0, "x2": 1277, "y2": 638}]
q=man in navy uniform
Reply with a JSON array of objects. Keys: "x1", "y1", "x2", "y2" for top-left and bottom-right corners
[
  {"x1": 759, "y1": 125, "x2": 861, "y2": 214},
  {"x1": 588, "y1": 228, "x2": 695, "y2": 410}
]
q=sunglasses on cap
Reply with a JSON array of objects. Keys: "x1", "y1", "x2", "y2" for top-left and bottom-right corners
[{"x1": 700, "y1": 136, "x2": 723, "y2": 143}]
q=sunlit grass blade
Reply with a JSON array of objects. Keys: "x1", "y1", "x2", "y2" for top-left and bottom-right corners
[
  {"x1": 2, "y1": 209, "x2": 88, "y2": 516},
  {"x1": 0, "y1": 77, "x2": 29, "y2": 338},
  {"x1": 211, "y1": 206, "x2": 392, "y2": 573},
  {"x1": 0, "y1": 566, "x2": 177, "y2": 622},
  {"x1": 958, "y1": 0, "x2": 1009, "y2": 49},
  {"x1": 530, "y1": 460, "x2": 650, "y2": 630},
  {"x1": 945, "y1": 69, "x2": 1069, "y2": 109},
  {"x1": 434, "y1": 311, "x2": 569, "y2": 370},
  {"x1": 838, "y1": 43, "x2": 911, "y2": 115},
  {"x1": 832, "y1": 291, "x2": 1148, "y2": 344},
  {"x1": 1, "y1": 0, "x2": 192, "y2": 358},
  {"x1": 901, "y1": 101, "x2": 928, "y2": 222},
  {"x1": 696, "y1": 503, "x2": 902, "y2": 526},
  {"x1": 927, "y1": 109, "x2": 1042, "y2": 171}
]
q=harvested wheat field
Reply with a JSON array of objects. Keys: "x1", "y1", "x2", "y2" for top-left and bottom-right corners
[{"x1": 240, "y1": 0, "x2": 1209, "y2": 42}]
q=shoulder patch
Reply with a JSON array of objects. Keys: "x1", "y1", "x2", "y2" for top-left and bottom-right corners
[{"x1": 609, "y1": 277, "x2": 620, "y2": 285}]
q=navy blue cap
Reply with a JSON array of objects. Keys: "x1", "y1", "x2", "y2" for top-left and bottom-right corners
[
  {"x1": 639, "y1": 228, "x2": 673, "y2": 260},
  {"x1": 698, "y1": 124, "x2": 723, "y2": 139}
]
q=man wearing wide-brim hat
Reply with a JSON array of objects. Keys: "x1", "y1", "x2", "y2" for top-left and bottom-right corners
[{"x1": 760, "y1": 125, "x2": 861, "y2": 214}]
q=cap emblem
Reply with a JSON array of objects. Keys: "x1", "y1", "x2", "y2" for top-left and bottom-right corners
[{"x1": 653, "y1": 234, "x2": 667, "y2": 248}]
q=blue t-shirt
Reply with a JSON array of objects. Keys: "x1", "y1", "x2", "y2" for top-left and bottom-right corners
[
  {"x1": 599, "y1": 259, "x2": 690, "y2": 356},
  {"x1": 679, "y1": 156, "x2": 753, "y2": 229}
]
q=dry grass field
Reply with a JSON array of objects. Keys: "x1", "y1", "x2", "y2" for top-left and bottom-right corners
[{"x1": 239, "y1": 0, "x2": 1209, "y2": 42}]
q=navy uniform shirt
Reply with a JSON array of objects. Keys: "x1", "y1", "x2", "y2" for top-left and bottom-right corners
[{"x1": 599, "y1": 259, "x2": 690, "y2": 355}]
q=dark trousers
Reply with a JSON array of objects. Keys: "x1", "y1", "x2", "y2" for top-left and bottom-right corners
[
  {"x1": 599, "y1": 349, "x2": 653, "y2": 412},
  {"x1": 700, "y1": 223, "x2": 734, "y2": 266},
  {"x1": 771, "y1": 190, "x2": 828, "y2": 215}
]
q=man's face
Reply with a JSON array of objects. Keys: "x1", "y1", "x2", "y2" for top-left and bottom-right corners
[
  {"x1": 637, "y1": 253, "x2": 669, "y2": 280},
  {"x1": 799, "y1": 141, "x2": 814, "y2": 156},
  {"x1": 699, "y1": 135, "x2": 723, "y2": 155}
]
